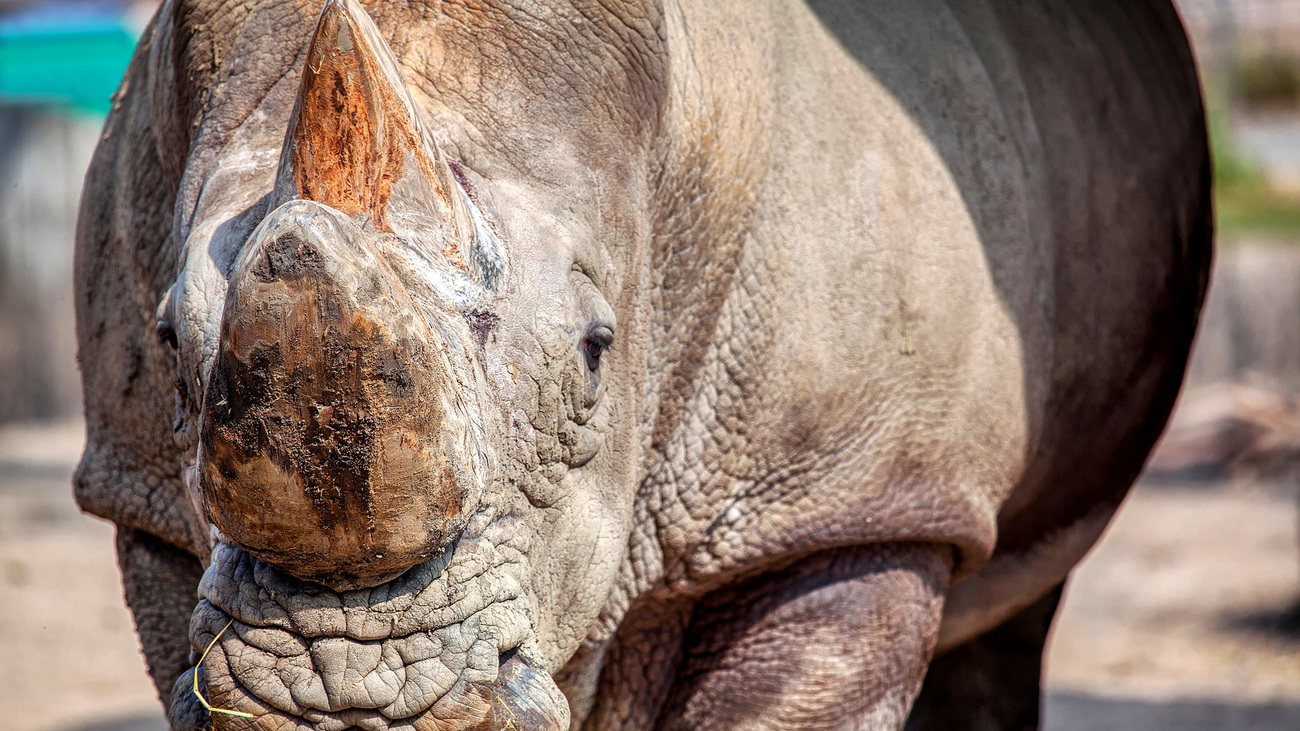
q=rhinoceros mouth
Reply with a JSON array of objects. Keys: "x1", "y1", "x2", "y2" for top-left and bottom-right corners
[{"x1": 172, "y1": 515, "x2": 543, "y2": 730}]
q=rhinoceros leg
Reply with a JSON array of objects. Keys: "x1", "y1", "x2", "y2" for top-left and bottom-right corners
[
  {"x1": 903, "y1": 584, "x2": 1065, "y2": 731},
  {"x1": 115, "y1": 528, "x2": 204, "y2": 706},
  {"x1": 655, "y1": 544, "x2": 951, "y2": 730}
]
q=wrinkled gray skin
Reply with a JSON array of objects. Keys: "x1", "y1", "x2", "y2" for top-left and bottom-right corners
[{"x1": 75, "y1": 0, "x2": 1211, "y2": 729}]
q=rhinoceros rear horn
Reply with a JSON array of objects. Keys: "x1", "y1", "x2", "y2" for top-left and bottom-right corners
[{"x1": 274, "y1": 0, "x2": 486, "y2": 274}]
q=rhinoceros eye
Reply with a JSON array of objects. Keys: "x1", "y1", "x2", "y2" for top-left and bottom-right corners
[{"x1": 583, "y1": 327, "x2": 613, "y2": 372}]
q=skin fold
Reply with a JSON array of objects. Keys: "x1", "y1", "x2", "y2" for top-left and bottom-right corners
[{"x1": 74, "y1": 0, "x2": 1211, "y2": 729}]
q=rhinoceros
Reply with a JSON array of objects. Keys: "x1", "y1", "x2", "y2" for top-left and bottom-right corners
[{"x1": 74, "y1": 0, "x2": 1211, "y2": 728}]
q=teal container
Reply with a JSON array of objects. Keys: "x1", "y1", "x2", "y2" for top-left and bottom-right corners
[{"x1": 0, "y1": 10, "x2": 138, "y2": 115}]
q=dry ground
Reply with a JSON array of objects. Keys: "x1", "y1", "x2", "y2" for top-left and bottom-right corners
[
  {"x1": 1044, "y1": 479, "x2": 1300, "y2": 730},
  {"x1": 2, "y1": 420, "x2": 1300, "y2": 731},
  {"x1": 0, "y1": 421, "x2": 164, "y2": 731}
]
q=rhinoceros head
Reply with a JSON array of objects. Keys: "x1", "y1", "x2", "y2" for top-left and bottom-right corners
[{"x1": 159, "y1": 0, "x2": 653, "y2": 727}]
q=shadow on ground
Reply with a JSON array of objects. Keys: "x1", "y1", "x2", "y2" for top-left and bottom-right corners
[
  {"x1": 1221, "y1": 598, "x2": 1300, "y2": 639},
  {"x1": 58, "y1": 714, "x2": 167, "y2": 731},
  {"x1": 1045, "y1": 692, "x2": 1300, "y2": 731}
]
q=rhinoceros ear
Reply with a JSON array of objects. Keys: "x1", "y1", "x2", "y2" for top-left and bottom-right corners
[{"x1": 273, "y1": 0, "x2": 506, "y2": 292}]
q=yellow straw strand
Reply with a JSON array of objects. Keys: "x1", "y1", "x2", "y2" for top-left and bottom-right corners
[{"x1": 192, "y1": 618, "x2": 258, "y2": 720}]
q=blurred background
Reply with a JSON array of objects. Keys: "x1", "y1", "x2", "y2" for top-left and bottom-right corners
[{"x1": 4, "y1": 1, "x2": 1300, "y2": 729}]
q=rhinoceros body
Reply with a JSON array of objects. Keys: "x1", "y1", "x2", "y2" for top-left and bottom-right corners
[{"x1": 75, "y1": 0, "x2": 1210, "y2": 728}]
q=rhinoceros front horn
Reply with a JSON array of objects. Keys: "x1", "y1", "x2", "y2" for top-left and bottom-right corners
[{"x1": 194, "y1": 0, "x2": 487, "y2": 590}]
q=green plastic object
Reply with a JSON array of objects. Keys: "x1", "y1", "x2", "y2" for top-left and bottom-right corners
[{"x1": 0, "y1": 21, "x2": 137, "y2": 116}]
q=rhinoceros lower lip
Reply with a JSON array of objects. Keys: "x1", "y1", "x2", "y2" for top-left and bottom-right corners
[{"x1": 183, "y1": 536, "x2": 531, "y2": 726}]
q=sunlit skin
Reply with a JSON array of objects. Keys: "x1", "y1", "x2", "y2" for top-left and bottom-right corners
[{"x1": 76, "y1": 1, "x2": 1210, "y2": 728}]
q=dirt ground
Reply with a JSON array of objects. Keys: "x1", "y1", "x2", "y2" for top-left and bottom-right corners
[
  {"x1": 1044, "y1": 478, "x2": 1300, "y2": 730},
  {"x1": 3, "y1": 420, "x2": 1300, "y2": 731}
]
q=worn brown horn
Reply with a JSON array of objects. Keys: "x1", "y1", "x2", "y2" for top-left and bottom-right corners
[{"x1": 274, "y1": 0, "x2": 468, "y2": 240}]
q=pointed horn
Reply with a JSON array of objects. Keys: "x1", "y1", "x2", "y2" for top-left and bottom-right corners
[{"x1": 274, "y1": 0, "x2": 465, "y2": 239}]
